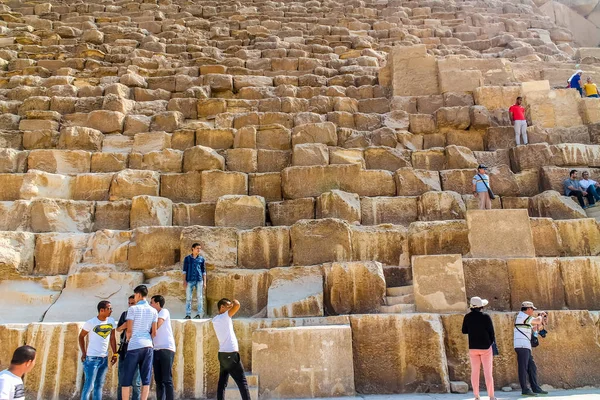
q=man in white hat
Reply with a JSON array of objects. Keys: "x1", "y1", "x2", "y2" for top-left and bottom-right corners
[{"x1": 514, "y1": 301, "x2": 548, "y2": 396}]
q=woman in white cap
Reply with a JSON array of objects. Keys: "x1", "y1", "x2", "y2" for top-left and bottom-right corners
[{"x1": 462, "y1": 296, "x2": 496, "y2": 400}]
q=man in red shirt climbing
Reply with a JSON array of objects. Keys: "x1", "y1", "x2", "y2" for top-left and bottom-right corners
[{"x1": 509, "y1": 96, "x2": 528, "y2": 146}]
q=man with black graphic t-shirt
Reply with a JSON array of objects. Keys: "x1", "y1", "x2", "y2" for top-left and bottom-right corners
[{"x1": 0, "y1": 345, "x2": 36, "y2": 400}]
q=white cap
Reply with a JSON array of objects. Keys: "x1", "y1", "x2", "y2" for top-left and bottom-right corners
[{"x1": 469, "y1": 296, "x2": 489, "y2": 308}]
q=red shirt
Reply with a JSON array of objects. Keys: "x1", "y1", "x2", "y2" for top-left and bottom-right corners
[{"x1": 509, "y1": 104, "x2": 525, "y2": 120}]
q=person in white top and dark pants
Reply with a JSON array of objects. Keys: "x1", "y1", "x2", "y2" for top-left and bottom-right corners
[
  {"x1": 150, "y1": 295, "x2": 176, "y2": 400},
  {"x1": 212, "y1": 298, "x2": 251, "y2": 400},
  {"x1": 514, "y1": 301, "x2": 548, "y2": 396}
]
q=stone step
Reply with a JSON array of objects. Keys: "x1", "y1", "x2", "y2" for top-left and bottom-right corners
[
  {"x1": 228, "y1": 373, "x2": 259, "y2": 388},
  {"x1": 225, "y1": 386, "x2": 259, "y2": 400},
  {"x1": 385, "y1": 293, "x2": 415, "y2": 305},
  {"x1": 386, "y1": 285, "x2": 413, "y2": 297},
  {"x1": 380, "y1": 303, "x2": 415, "y2": 314}
]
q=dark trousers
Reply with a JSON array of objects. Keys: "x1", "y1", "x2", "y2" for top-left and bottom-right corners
[
  {"x1": 153, "y1": 349, "x2": 175, "y2": 400},
  {"x1": 570, "y1": 189, "x2": 595, "y2": 208},
  {"x1": 515, "y1": 348, "x2": 542, "y2": 394},
  {"x1": 217, "y1": 352, "x2": 250, "y2": 400}
]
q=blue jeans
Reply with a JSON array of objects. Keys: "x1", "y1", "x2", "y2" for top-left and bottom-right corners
[
  {"x1": 81, "y1": 356, "x2": 109, "y2": 400},
  {"x1": 117, "y1": 356, "x2": 140, "y2": 400},
  {"x1": 186, "y1": 280, "x2": 204, "y2": 317},
  {"x1": 588, "y1": 184, "x2": 600, "y2": 201}
]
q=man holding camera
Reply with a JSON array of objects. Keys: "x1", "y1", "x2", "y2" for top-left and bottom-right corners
[{"x1": 514, "y1": 301, "x2": 548, "y2": 396}]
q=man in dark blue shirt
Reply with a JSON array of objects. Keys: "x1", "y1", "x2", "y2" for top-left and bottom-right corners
[{"x1": 183, "y1": 243, "x2": 206, "y2": 319}]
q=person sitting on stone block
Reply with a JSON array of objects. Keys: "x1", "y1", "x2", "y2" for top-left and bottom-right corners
[
  {"x1": 182, "y1": 242, "x2": 206, "y2": 319},
  {"x1": 564, "y1": 169, "x2": 595, "y2": 209},
  {"x1": 568, "y1": 69, "x2": 583, "y2": 97},
  {"x1": 579, "y1": 171, "x2": 600, "y2": 203},
  {"x1": 584, "y1": 77, "x2": 599, "y2": 98}
]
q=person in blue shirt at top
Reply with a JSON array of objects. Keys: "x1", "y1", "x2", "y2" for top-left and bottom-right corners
[
  {"x1": 568, "y1": 69, "x2": 583, "y2": 97},
  {"x1": 182, "y1": 243, "x2": 206, "y2": 319}
]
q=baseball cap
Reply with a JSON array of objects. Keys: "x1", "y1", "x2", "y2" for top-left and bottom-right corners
[
  {"x1": 521, "y1": 301, "x2": 537, "y2": 309},
  {"x1": 469, "y1": 296, "x2": 489, "y2": 308},
  {"x1": 477, "y1": 164, "x2": 488, "y2": 170}
]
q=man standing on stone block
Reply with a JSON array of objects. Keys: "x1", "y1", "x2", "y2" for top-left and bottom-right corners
[
  {"x1": 117, "y1": 295, "x2": 141, "y2": 400},
  {"x1": 0, "y1": 345, "x2": 36, "y2": 400},
  {"x1": 121, "y1": 285, "x2": 158, "y2": 400},
  {"x1": 472, "y1": 165, "x2": 492, "y2": 210},
  {"x1": 514, "y1": 301, "x2": 548, "y2": 396},
  {"x1": 183, "y1": 243, "x2": 206, "y2": 319},
  {"x1": 213, "y1": 298, "x2": 251, "y2": 400},
  {"x1": 78, "y1": 301, "x2": 118, "y2": 400},
  {"x1": 579, "y1": 171, "x2": 600, "y2": 203},
  {"x1": 564, "y1": 169, "x2": 595, "y2": 209},
  {"x1": 509, "y1": 96, "x2": 528, "y2": 145},
  {"x1": 150, "y1": 295, "x2": 176, "y2": 400}
]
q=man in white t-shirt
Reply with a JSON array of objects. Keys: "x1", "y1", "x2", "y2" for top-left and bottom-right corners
[
  {"x1": 580, "y1": 171, "x2": 600, "y2": 203},
  {"x1": 150, "y1": 295, "x2": 176, "y2": 400},
  {"x1": 212, "y1": 298, "x2": 250, "y2": 400},
  {"x1": 122, "y1": 285, "x2": 158, "y2": 400},
  {"x1": 514, "y1": 301, "x2": 548, "y2": 396},
  {"x1": 78, "y1": 301, "x2": 118, "y2": 400},
  {"x1": 0, "y1": 345, "x2": 36, "y2": 400}
]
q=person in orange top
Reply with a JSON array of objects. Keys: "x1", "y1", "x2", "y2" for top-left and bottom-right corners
[
  {"x1": 509, "y1": 96, "x2": 528, "y2": 145},
  {"x1": 583, "y1": 77, "x2": 599, "y2": 98}
]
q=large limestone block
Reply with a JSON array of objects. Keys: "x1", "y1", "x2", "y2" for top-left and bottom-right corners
[
  {"x1": 215, "y1": 195, "x2": 265, "y2": 229},
  {"x1": 418, "y1": 191, "x2": 466, "y2": 221},
  {"x1": 556, "y1": 218, "x2": 600, "y2": 256},
  {"x1": 34, "y1": 233, "x2": 88, "y2": 275},
  {"x1": 351, "y1": 225, "x2": 409, "y2": 267},
  {"x1": 183, "y1": 145, "x2": 225, "y2": 172},
  {"x1": 439, "y1": 169, "x2": 475, "y2": 194},
  {"x1": 248, "y1": 172, "x2": 282, "y2": 202},
  {"x1": 445, "y1": 145, "x2": 478, "y2": 169},
  {"x1": 510, "y1": 143, "x2": 554, "y2": 172},
  {"x1": 0, "y1": 201, "x2": 32, "y2": 231},
  {"x1": 291, "y1": 122, "x2": 337, "y2": 146},
  {"x1": 30, "y1": 199, "x2": 94, "y2": 233},
  {"x1": 256, "y1": 124, "x2": 291, "y2": 150},
  {"x1": 323, "y1": 261, "x2": 386, "y2": 315},
  {"x1": 172, "y1": 203, "x2": 216, "y2": 227},
  {"x1": 252, "y1": 325, "x2": 354, "y2": 398},
  {"x1": 160, "y1": 172, "x2": 202, "y2": 203},
  {"x1": 292, "y1": 143, "x2": 329, "y2": 166},
  {"x1": 388, "y1": 45, "x2": 440, "y2": 96},
  {"x1": 206, "y1": 269, "x2": 270, "y2": 316},
  {"x1": 0, "y1": 276, "x2": 65, "y2": 323},
  {"x1": 267, "y1": 266, "x2": 324, "y2": 318},
  {"x1": 128, "y1": 226, "x2": 183, "y2": 270},
  {"x1": 94, "y1": 201, "x2": 131, "y2": 231},
  {"x1": 86, "y1": 110, "x2": 125, "y2": 133},
  {"x1": 109, "y1": 169, "x2": 160, "y2": 200},
  {"x1": 58, "y1": 126, "x2": 103, "y2": 151},
  {"x1": 462, "y1": 258, "x2": 511, "y2": 311},
  {"x1": 201, "y1": 170, "x2": 248, "y2": 202},
  {"x1": 281, "y1": 164, "x2": 360, "y2": 199},
  {"x1": 364, "y1": 147, "x2": 411, "y2": 171},
  {"x1": 350, "y1": 314, "x2": 449, "y2": 393},
  {"x1": 395, "y1": 167, "x2": 441, "y2": 196},
  {"x1": 530, "y1": 218, "x2": 563, "y2": 257},
  {"x1": 43, "y1": 267, "x2": 144, "y2": 322},
  {"x1": 360, "y1": 196, "x2": 418, "y2": 226},
  {"x1": 180, "y1": 226, "x2": 238, "y2": 268},
  {"x1": 352, "y1": 169, "x2": 396, "y2": 197},
  {"x1": 466, "y1": 210, "x2": 536, "y2": 258},
  {"x1": 412, "y1": 149, "x2": 446, "y2": 171},
  {"x1": 0, "y1": 232, "x2": 35, "y2": 278},
  {"x1": 130, "y1": 195, "x2": 173, "y2": 228},
  {"x1": 408, "y1": 220, "x2": 470, "y2": 256},
  {"x1": 28, "y1": 149, "x2": 91, "y2": 173},
  {"x1": 507, "y1": 258, "x2": 566, "y2": 310},
  {"x1": 268, "y1": 198, "x2": 315, "y2": 226},
  {"x1": 560, "y1": 257, "x2": 600, "y2": 309},
  {"x1": 82, "y1": 230, "x2": 131, "y2": 266},
  {"x1": 413, "y1": 254, "x2": 468, "y2": 313},
  {"x1": 72, "y1": 173, "x2": 113, "y2": 201},
  {"x1": 473, "y1": 86, "x2": 522, "y2": 111},
  {"x1": 529, "y1": 190, "x2": 587, "y2": 219},
  {"x1": 0, "y1": 148, "x2": 28, "y2": 173},
  {"x1": 290, "y1": 219, "x2": 353, "y2": 266},
  {"x1": 238, "y1": 227, "x2": 290, "y2": 269},
  {"x1": 316, "y1": 190, "x2": 361, "y2": 224}
]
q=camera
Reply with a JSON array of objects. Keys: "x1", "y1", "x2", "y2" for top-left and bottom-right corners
[{"x1": 539, "y1": 329, "x2": 548, "y2": 338}]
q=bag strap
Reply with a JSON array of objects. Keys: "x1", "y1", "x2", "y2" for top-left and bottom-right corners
[
  {"x1": 515, "y1": 325, "x2": 530, "y2": 340},
  {"x1": 477, "y1": 173, "x2": 492, "y2": 191}
]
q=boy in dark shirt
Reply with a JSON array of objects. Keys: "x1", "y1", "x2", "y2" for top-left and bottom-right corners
[{"x1": 183, "y1": 243, "x2": 207, "y2": 319}]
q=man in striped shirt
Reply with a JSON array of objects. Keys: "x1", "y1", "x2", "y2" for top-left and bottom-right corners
[{"x1": 121, "y1": 285, "x2": 158, "y2": 400}]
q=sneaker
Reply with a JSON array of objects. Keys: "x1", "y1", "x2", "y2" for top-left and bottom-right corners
[
  {"x1": 194, "y1": 314, "x2": 202, "y2": 319},
  {"x1": 522, "y1": 391, "x2": 538, "y2": 397},
  {"x1": 533, "y1": 390, "x2": 548, "y2": 395},
  {"x1": 184, "y1": 315, "x2": 191, "y2": 319}
]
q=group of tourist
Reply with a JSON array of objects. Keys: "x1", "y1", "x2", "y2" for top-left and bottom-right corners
[
  {"x1": 462, "y1": 297, "x2": 549, "y2": 399},
  {"x1": 567, "y1": 70, "x2": 599, "y2": 98}
]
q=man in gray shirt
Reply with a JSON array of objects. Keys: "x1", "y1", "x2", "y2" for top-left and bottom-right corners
[{"x1": 564, "y1": 169, "x2": 595, "y2": 209}]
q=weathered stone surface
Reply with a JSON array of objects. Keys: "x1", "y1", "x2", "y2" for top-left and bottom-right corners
[
  {"x1": 82, "y1": 230, "x2": 130, "y2": 266},
  {"x1": 28, "y1": 149, "x2": 90, "y2": 174},
  {"x1": 463, "y1": 258, "x2": 511, "y2": 311},
  {"x1": 556, "y1": 218, "x2": 600, "y2": 256},
  {"x1": 253, "y1": 325, "x2": 354, "y2": 398},
  {"x1": 94, "y1": 201, "x2": 131, "y2": 231},
  {"x1": 560, "y1": 257, "x2": 600, "y2": 309},
  {"x1": 201, "y1": 170, "x2": 248, "y2": 202},
  {"x1": 0, "y1": 276, "x2": 65, "y2": 323},
  {"x1": 58, "y1": 126, "x2": 103, "y2": 151},
  {"x1": 360, "y1": 196, "x2": 418, "y2": 226},
  {"x1": 248, "y1": 172, "x2": 281, "y2": 202},
  {"x1": 0, "y1": 232, "x2": 35, "y2": 278},
  {"x1": 466, "y1": 209, "x2": 536, "y2": 258},
  {"x1": 130, "y1": 195, "x2": 173, "y2": 228},
  {"x1": 0, "y1": 201, "x2": 32, "y2": 231},
  {"x1": 395, "y1": 167, "x2": 441, "y2": 196},
  {"x1": 323, "y1": 261, "x2": 386, "y2": 314},
  {"x1": 530, "y1": 217, "x2": 563, "y2": 257},
  {"x1": 418, "y1": 191, "x2": 466, "y2": 221},
  {"x1": 291, "y1": 121, "x2": 337, "y2": 146},
  {"x1": 529, "y1": 190, "x2": 587, "y2": 219},
  {"x1": 507, "y1": 257, "x2": 566, "y2": 310},
  {"x1": 214, "y1": 195, "x2": 265, "y2": 229},
  {"x1": 351, "y1": 225, "x2": 410, "y2": 267},
  {"x1": 281, "y1": 164, "x2": 359, "y2": 199},
  {"x1": 30, "y1": 199, "x2": 94, "y2": 233},
  {"x1": 206, "y1": 269, "x2": 270, "y2": 316},
  {"x1": 34, "y1": 232, "x2": 88, "y2": 275},
  {"x1": 183, "y1": 145, "x2": 225, "y2": 172},
  {"x1": 351, "y1": 313, "x2": 449, "y2": 393},
  {"x1": 290, "y1": 219, "x2": 352, "y2": 266},
  {"x1": 413, "y1": 254, "x2": 468, "y2": 312},
  {"x1": 109, "y1": 169, "x2": 160, "y2": 200},
  {"x1": 267, "y1": 266, "x2": 324, "y2": 318},
  {"x1": 0, "y1": 149, "x2": 28, "y2": 173},
  {"x1": 268, "y1": 198, "x2": 315, "y2": 226},
  {"x1": 364, "y1": 147, "x2": 411, "y2": 171},
  {"x1": 128, "y1": 226, "x2": 183, "y2": 270},
  {"x1": 238, "y1": 227, "x2": 290, "y2": 269},
  {"x1": 292, "y1": 143, "x2": 329, "y2": 166},
  {"x1": 160, "y1": 172, "x2": 202, "y2": 203},
  {"x1": 445, "y1": 145, "x2": 478, "y2": 169},
  {"x1": 180, "y1": 226, "x2": 238, "y2": 268},
  {"x1": 386, "y1": 45, "x2": 440, "y2": 96},
  {"x1": 408, "y1": 220, "x2": 470, "y2": 256},
  {"x1": 172, "y1": 203, "x2": 215, "y2": 227},
  {"x1": 316, "y1": 190, "x2": 361, "y2": 224}
]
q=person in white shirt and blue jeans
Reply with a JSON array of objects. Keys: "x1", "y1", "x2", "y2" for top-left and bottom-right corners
[
  {"x1": 150, "y1": 295, "x2": 176, "y2": 400},
  {"x1": 121, "y1": 285, "x2": 158, "y2": 400},
  {"x1": 183, "y1": 243, "x2": 206, "y2": 319},
  {"x1": 514, "y1": 301, "x2": 548, "y2": 397}
]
